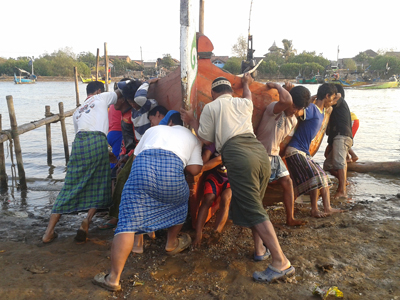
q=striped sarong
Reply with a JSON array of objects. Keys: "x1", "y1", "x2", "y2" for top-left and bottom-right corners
[
  {"x1": 51, "y1": 131, "x2": 112, "y2": 213},
  {"x1": 285, "y1": 148, "x2": 332, "y2": 197},
  {"x1": 115, "y1": 149, "x2": 189, "y2": 234}
]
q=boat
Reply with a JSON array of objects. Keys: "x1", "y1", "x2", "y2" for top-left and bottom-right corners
[
  {"x1": 147, "y1": 31, "x2": 332, "y2": 225},
  {"x1": 80, "y1": 75, "x2": 111, "y2": 84},
  {"x1": 296, "y1": 73, "x2": 324, "y2": 84},
  {"x1": 14, "y1": 68, "x2": 37, "y2": 84},
  {"x1": 356, "y1": 76, "x2": 399, "y2": 89}
]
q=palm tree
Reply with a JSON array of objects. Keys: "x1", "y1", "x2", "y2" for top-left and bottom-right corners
[{"x1": 281, "y1": 39, "x2": 297, "y2": 62}]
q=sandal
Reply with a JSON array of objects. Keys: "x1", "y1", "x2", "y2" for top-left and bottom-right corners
[
  {"x1": 166, "y1": 233, "x2": 191, "y2": 255},
  {"x1": 253, "y1": 265, "x2": 295, "y2": 283},
  {"x1": 92, "y1": 272, "x2": 121, "y2": 291},
  {"x1": 98, "y1": 222, "x2": 117, "y2": 230},
  {"x1": 254, "y1": 247, "x2": 271, "y2": 261}
]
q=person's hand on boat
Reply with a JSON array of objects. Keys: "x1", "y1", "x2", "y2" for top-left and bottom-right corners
[
  {"x1": 147, "y1": 78, "x2": 159, "y2": 84},
  {"x1": 241, "y1": 72, "x2": 254, "y2": 86},
  {"x1": 180, "y1": 107, "x2": 195, "y2": 125},
  {"x1": 283, "y1": 81, "x2": 294, "y2": 92}
]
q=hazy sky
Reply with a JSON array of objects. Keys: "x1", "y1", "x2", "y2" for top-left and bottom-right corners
[{"x1": 2, "y1": 0, "x2": 398, "y2": 62}]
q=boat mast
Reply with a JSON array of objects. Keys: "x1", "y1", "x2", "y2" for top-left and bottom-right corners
[
  {"x1": 199, "y1": 0, "x2": 205, "y2": 34},
  {"x1": 247, "y1": 0, "x2": 253, "y2": 60}
]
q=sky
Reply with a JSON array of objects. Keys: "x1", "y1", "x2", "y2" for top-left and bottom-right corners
[{"x1": 1, "y1": 0, "x2": 398, "y2": 62}]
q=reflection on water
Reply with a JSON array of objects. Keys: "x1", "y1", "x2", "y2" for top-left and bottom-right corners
[{"x1": 0, "y1": 82, "x2": 399, "y2": 215}]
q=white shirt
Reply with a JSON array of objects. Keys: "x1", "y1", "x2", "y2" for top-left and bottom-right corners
[
  {"x1": 134, "y1": 125, "x2": 203, "y2": 167},
  {"x1": 73, "y1": 92, "x2": 118, "y2": 135},
  {"x1": 198, "y1": 94, "x2": 255, "y2": 153}
]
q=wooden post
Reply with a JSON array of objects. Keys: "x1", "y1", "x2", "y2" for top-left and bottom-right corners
[
  {"x1": 45, "y1": 106, "x2": 52, "y2": 166},
  {"x1": 58, "y1": 102, "x2": 69, "y2": 164},
  {"x1": 104, "y1": 42, "x2": 109, "y2": 92},
  {"x1": 0, "y1": 114, "x2": 7, "y2": 190},
  {"x1": 6, "y1": 95, "x2": 27, "y2": 190},
  {"x1": 96, "y1": 48, "x2": 100, "y2": 81},
  {"x1": 74, "y1": 67, "x2": 80, "y2": 107},
  {"x1": 199, "y1": 0, "x2": 205, "y2": 34}
]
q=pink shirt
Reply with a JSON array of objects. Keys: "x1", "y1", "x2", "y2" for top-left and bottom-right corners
[{"x1": 108, "y1": 105, "x2": 122, "y2": 132}]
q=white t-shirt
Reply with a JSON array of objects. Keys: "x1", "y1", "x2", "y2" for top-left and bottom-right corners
[
  {"x1": 134, "y1": 125, "x2": 203, "y2": 167},
  {"x1": 73, "y1": 92, "x2": 118, "y2": 135},
  {"x1": 198, "y1": 94, "x2": 255, "y2": 153}
]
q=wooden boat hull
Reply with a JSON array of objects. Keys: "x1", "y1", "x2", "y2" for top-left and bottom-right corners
[
  {"x1": 14, "y1": 74, "x2": 35, "y2": 84},
  {"x1": 357, "y1": 81, "x2": 399, "y2": 89},
  {"x1": 148, "y1": 33, "x2": 331, "y2": 227}
]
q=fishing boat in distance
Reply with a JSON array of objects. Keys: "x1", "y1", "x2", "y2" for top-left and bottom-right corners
[
  {"x1": 14, "y1": 68, "x2": 37, "y2": 84},
  {"x1": 356, "y1": 76, "x2": 399, "y2": 89},
  {"x1": 80, "y1": 75, "x2": 111, "y2": 84}
]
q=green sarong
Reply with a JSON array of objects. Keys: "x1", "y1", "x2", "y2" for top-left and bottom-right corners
[
  {"x1": 109, "y1": 154, "x2": 134, "y2": 218},
  {"x1": 51, "y1": 131, "x2": 112, "y2": 214},
  {"x1": 221, "y1": 133, "x2": 271, "y2": 227}
]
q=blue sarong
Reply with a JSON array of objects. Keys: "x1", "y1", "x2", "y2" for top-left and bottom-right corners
[{"x1": 115, "y1": 149, "x2": 189, "y2": 234}]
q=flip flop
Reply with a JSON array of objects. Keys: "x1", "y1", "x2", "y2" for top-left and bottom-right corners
[
  {"x1": 254, "y1": 247, "x2": 271, "y2": 261},
  {"x1": 75, "y1": 219, "x2": 89, "y2": 243},
  {"x1": 92, "y1": 272, "x2": 121, "y2": 291},
  {"x1": 253, "y1": 265, "x2": 295, "y2": 283},
  {"x1": 98, "y1": 222, "x2": 117, "y2": 230},
  {"x1": 42, "y1": 232, "x2": 58, "y2": 244},
  {"x1": 166, "y1": 233, "x2": 191, "y2": 255}
]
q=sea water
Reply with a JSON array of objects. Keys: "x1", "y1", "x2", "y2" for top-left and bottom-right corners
[{"x1": 0, "y1": 81, "x2": 399, "y2": 215}]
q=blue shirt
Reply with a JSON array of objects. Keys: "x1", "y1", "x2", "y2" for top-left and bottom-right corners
[{"x1": 288, "y1": 103, "x2": 324, "y2": 155}]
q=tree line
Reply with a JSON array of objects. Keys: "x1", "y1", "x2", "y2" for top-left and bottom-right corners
[
  {"x1": 0, "y1": 49, "x2": 176, "y2": 77},
  {"x1": 224, "y1": 36, "x2": 400, "y2": 79}
]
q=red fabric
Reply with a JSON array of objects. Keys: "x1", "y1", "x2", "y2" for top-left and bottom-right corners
[
  {"x1": 108, "y1": 105, "x2": 122, "y2": 132},
  {"x1": 204, "y1": 174, "x2": 231, "y2": 197}
]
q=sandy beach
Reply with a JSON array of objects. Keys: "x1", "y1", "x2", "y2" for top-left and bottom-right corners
[{"x1": 1, "y1": 190, "x2": 399, "y2": 300}]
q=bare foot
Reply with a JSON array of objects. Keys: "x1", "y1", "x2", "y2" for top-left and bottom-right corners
[
  {"x1": 42, "y1": 232, "x2": 58, "y2": 243},
  {"x1": 286, "y1": 219, "x2": 308, "y2": 226},
  {"x1": 334, "y1": 192, "x2": 348, "y2": 199},
  {"x1": 311, "y1": 210, "x2": 327, "y2": 218},
  {"x1": 325, "y1": 207, "x2": 345, "y2": 215},
  {"x1": 131, "y1": 245, "x2": 144, "y2": 254}
]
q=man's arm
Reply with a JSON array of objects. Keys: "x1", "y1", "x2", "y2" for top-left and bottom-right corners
[
  {"x1": 266, "y1": 82, "x2": 293, "y2": 115},
  {"x1": 241, "y1": 73, "x2": 254, "y2": 100},
  {"x1": 201, "y1": 149, "x2": 222, "y2": 172},
  {"x1": 180, "y1": 107, "x2": 213, "y2": 145}
]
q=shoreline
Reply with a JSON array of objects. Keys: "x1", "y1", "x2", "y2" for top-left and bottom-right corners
[{"x1": 0, "y1": 193, "x2": 399, "y2": 299}]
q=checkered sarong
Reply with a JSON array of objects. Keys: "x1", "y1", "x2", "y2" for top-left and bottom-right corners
[
  {"x1": 115, "y1": 149, "x2": 189, "y2": 234},
  {"x1": 285, "y1": 149, "x2": 331, "y2": 197},
  {"x1": 51, "y1": 131, "x2": 112, "y2": 213}
]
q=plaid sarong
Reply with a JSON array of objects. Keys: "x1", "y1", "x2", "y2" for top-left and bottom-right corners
[
  {"x1": 285, "y1": 148, "x2": 332, "y2": 197},
  {"x1": 51, "y1": 131, "x2": 112, "y2": 213},
  {"x1": 115, "y1": 149, "x2": 189, "y2": 234}
]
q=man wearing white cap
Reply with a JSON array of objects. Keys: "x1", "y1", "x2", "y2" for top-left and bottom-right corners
[{"x1": 181, "y1": 73, "x2": 295, "y2": 283}]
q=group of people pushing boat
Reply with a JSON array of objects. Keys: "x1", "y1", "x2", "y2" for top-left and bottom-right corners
[{"x1": 41, "y1": 73, "x2": 355, "y2": 291}]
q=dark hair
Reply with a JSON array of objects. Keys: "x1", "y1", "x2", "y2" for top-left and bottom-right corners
[
  {"x1": 86, "y1": 81, "x2": 104, "y2": 95},
  {"x1": 211, "y1": 77, "x2": 233, "y2": 94},
  {"x1": 168, "y1": 112, "x2": 183, "y2": 126},
  {"x1": 317, "y1": 83, "x2": 337, "y2": 100},
  {"x1": 122, "y1": 80, "x2": 143, "y2": 100},
  {"x1": 149, "y1": 105, "x2": 168, "y2": 118},
  {"x1": 334, "y1": 84, "x2": 345, "y2": 99},
  {"x1": 290, "y1": 86, "x2": 311, "y2": 109}
]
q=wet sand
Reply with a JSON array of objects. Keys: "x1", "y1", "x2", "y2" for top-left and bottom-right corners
[{"x1": 1, "y1": 193, "x2": 400, "y2": 300}]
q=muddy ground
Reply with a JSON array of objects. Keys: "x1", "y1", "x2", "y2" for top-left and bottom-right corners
[{"x1": 1, "y1": 192, "x2": 400, "y2": 300}]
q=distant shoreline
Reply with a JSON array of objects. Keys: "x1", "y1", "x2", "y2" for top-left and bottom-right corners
[{"x1": 0, "y1": 75, "x2": 296, "y2": 83}]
